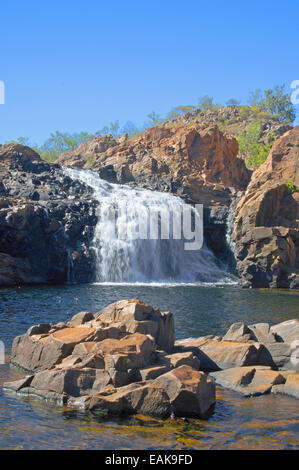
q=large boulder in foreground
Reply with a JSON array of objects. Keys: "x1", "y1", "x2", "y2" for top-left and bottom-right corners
[
  {"x1": 89, "y1": 365, "x2": 215, "y2": 418},
  {"x1": 154, "y1": 365, "x2": 215, "y2": 418},
  {"x1": 5, "y1": 299, "x2": 216, "y2": 419},
  {"x1": 233, "y1": 126, "x2": 299, "y2": 288},
  {"x1": 4, "y1": 298, "x2": 216, "y2": 418},
  {"x1": 57, "y1": 125, "x2": 251, "y2": 261},
  {"x1": 89, "y1": 382, "x2": 172, "y2": 418}
]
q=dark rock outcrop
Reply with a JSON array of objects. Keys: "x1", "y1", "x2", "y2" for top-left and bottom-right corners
[
  {"x1": 0, "y1": 143, "x2": 98, "y2": 285},
  {"x1": 233, "y1": 127, "x2": 299, "y2": 288}
]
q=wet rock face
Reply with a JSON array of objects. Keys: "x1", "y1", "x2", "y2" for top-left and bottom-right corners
[
  {"x1": 0, "y1": 144, "x2": 98, "y2": 285},
  {"x1": 233, "y1": 126, "x2": 299, "y2": 288}
]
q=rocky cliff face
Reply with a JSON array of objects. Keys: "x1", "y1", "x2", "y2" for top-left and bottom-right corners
[
  {"x1": 0, "y1": 144, "x2": 98, "y2": 285},
  {"x1": 233, "y1": 126, "x2": 299, "y2": 288},
  {"x1": 58, "y1": 125, "x2": 251, "y2": 261},
  {"x1": 58, "y1": 125, "x2": 250, "y2": 201},
  {"x1": 57, "y1": 134, "x2": 117, "y2": 169}
]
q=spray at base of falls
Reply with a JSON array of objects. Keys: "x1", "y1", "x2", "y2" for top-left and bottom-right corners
[{"x1": 64, "y1": 168, "x2": 237, "y2": 284}]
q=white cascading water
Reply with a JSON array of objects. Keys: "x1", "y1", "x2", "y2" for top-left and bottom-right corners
[
  {"x1": 225, "y1": 204, "x2": 236, "y2": 256},
  {"x1": 64, "y1": 168, "x2": 236, "y2": 284}
]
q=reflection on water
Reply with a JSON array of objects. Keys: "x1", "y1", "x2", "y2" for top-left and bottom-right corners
[{"x1": 0, "y1": 284, "x2": 298, "y2": 449}]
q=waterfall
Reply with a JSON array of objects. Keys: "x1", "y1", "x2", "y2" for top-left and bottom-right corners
[
  {"x1": 66, "y1": 248, "x2": 75, "y2": 284},
  {"x1": 64, "y1": 168, "x2": 236, "y2": 284},
  {"x1": 225, "y1": 204, "x2": 236, "y2": 255}
]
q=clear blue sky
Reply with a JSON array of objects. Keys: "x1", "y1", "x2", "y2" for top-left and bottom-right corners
[{"x1": 1, "y1": 0, "x2": 298, "y2": 145}]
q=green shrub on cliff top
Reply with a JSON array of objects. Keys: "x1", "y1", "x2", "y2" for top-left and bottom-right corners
[
  {"x1": 248, "y1": 85, "x2": 296, "y2": 123},
  {"x1": 285, "y1": 179, "x2": 298, "y2": 195},
  {"x1": 238, "y1": 120, "x2": 274, "y2": 169},
  {"x1": 40, "y1": 131, "x2": 92, "y2": 162},
  {"x1": 7, "y1": 83, "x2": 295, "y2": 163}
]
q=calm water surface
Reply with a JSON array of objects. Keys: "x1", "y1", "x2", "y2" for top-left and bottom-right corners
[{"x1": 0, "y1": 283, "x2": 298, "y2": 449}]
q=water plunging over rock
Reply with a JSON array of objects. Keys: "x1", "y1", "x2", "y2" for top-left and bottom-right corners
[{"x1": 64, "y1": 167, "x2": 236, "y2": 284}]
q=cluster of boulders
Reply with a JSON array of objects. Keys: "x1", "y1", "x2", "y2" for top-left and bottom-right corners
[
  {"x1": 0, "y1": 143, "x2": 98, "y2": 285},
  {"x1": 178, "y1": 318, "x2": 299, "y2": 398},
  {"x1": 4, "y1": 300, "x2": 215, "y2": 418},
  {"x1": 4, "y1": 300, "x2": 299, "y2": 420}
]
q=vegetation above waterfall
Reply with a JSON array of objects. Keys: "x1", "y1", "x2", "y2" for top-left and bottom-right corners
[{"x1": 7, "y1": 84, "x2": 296, "y2": 168}]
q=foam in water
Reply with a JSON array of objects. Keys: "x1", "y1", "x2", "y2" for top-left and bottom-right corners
[{"x1": 64, "y1": 168, "x2": 237, "y2": 284}]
